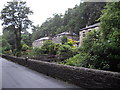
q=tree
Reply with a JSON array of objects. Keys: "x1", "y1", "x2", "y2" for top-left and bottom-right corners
[
  {"x1": 31, "y1": 2, "x2": 106, "y2": 38},
  {"x1": 98, "y1": 2, "x2": 120, "y2": 71},
  {"x1": 31, "y1": 25, "x2": 42, "y2": 41},
  {"x1": 1, "y1": 0, "x2": 33, "y2": 56},
  {"x1": 21, "y1": 33, "x2": 32, "y2": 46},
  {"x1": 2, "y1": 27, "x2": 16, "y2": 51},
  {"x1": 64, "y1": 2, "x2": 120, "y2": 72}
]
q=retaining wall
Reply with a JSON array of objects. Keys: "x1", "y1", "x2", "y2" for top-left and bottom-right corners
[{"x1": 2, "y1": 55, "x2": 120, "y2": 88}]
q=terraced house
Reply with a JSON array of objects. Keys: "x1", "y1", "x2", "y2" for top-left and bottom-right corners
[
  {"x1": 32, "y1": 32, "x2": 78, "y2": 48},
  {"x1": 32, "y1": 37, "x2": 50, "y2": 48},
  {"x1": 32, "y1": 23, "x2": 100, "y2": 48},
  {"x1": 79, "y1": 22, "x2": 100, "y2": 47},
  {"x1": 52, "y1": 32, "x2": 78, "y2": 44}
]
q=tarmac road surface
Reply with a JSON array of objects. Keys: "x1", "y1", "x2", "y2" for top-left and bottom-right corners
[{"x1": 1, "y1": 57, "x2": 85, "y2": 89}]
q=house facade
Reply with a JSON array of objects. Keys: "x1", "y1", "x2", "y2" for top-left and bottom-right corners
[
  {"x1": 32, "y1": 37, "x2": 50, "y2": 48},
  {"x1": 79, "y1": 23, "x2": 100, "y2": 47},
  {"x1": 52, "y1": 32, "x2": 78, "y2": 44},
  {"x1": 32, "y1": 32, "x2": 79, "y2": 48}
]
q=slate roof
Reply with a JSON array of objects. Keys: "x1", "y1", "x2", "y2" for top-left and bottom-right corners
[
  {"x1": 80, "y1": 22, "x2": 100, "y2": 31},
  {"x1": 34, "y1": 37, "x2": 50, "y2": 42},
  {"x1": 57, "y1": 32, "x2": 76, "y2": 36}
]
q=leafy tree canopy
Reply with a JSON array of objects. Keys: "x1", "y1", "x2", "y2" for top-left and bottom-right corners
[
  {"x1": 31, "y1": 2, "x2": 106, "y2": 41},
  {"x1": 64, "y1": 2, "x2": 120, "y2": 72},
  {"x1": 0, "y1": 0, "x2": 33, "y2": 56}
]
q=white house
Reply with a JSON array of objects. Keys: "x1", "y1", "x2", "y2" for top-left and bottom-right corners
[
  {"x1": 32, "y1": 37, "x2": 50, "y2": 48},
  {"x1": 79, "y1": 23, "x2": 100, "y2": 47},
  {"x1": 52, "y1": 32, "x2": 78, "y2": 44},
  {"x1": 32, "y1": 32, "x2": 79, "y2": 48}
]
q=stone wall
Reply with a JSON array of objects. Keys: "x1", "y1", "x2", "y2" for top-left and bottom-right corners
[
  {"x1": 29, "y1": 55, "x2": 58, "y2": 62},
  {"x1": 2, "y1": 55, "x2": 120, "y2": 88}
]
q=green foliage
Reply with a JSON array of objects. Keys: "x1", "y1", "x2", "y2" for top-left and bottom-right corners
[
  {"x1": 99, "y1": 2, "x2": 120, "y2": 40},
  {"x1": 31, "y1": 40, "x2": 58, "y2": 56},
  {"x1": 67, "y1": 39, "x2": 78, "y2": 47},
  {"x1": 64, "y1": 2, "x2": 120, "y2": 72},
  {"x1": 57, "y1": 44, "x2": 78, "y2": 60},
  {"x1": 1, "y1": 0, "x2": 33, "y2": 30},
  {"x1": 1, "y1": 38, "x2": 11, "y2": 54},
  {"x1": 2, "y1": 29, "x2": 16, "y2": 50},
  {"x1": 1, "y1": 0, "x2": 33, "y2": 56},
  {"x1": 21, "y1": 33, "x2": 32, "y2": 46},
  {"x1": 98, "y1": 2, "x2": 120, "y2": 71},
  {"x1": 31, "y1": 39, "x2": 78, "y2": 60},
  {"x1": 22, "y1": 43, "x2": 30, "y2": 51},
  {"x1": 31, "y1": 47, "x2": 45, "y2": 56},
  {"x1": 41, "y1": 40, "x2": 57, "y2": 55},
  {"x1": 31, "y1": 2, "x2": 106, "y2": 40},
  {"x1": 61, "y1": 36, "x2": 68, "y2": 44},
  {"x1": 21, "y1": 43, "x2": 30, "y2": 57},
  {"x1": 64, "y1": 53, "x2": 88, "y2": 67}
]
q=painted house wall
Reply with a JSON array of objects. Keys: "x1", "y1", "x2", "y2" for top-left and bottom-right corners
[
  {"x1": 52, "y1": 32, "x2": 78, "y2": 44},
  {"x1": 32, "y1": 32, "x2": 78, "y2": 48},
  {"x1": 32, "y1": 37, "x2": 50, "y2": 48},
  {"x1": 79, "y1": 23, "x2": 100, "y2": 47},
  {"x1": 52, "y1": 35, "x2": 78, "y2": 44}
]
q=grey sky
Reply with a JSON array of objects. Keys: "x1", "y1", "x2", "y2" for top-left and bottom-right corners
[{"x1": 0, "y1": 0, "x2": 80, "y2": 34}]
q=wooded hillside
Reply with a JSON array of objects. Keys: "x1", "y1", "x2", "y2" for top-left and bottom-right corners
[{"x1": 31, "y1": 2, "x2": 106, "y2": 41}]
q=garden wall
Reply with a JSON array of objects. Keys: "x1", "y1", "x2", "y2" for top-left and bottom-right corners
[{"x1": 2, "y1": 55, "x2": 120, "y2": 88}]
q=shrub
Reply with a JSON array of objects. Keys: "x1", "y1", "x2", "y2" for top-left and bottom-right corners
[
  {"x1": 2, "y1": 39, "x2": 11, "y2": 54},
  {"x1": 22, "y1": 43, "x2": 30, "y2": 51},
  {"x1": 31, "y1": 47, "x2": 46, "y2": 57},
  {"x1": 61, "y1": 36, "x2": 68, "y2": 44},
  {"x1": 64, "y1": 53, "x2": 89, "y2": 67},
  {"x1": 41, "y1": 40, "x2": 57, "y2": 55},
  {"x1": 57, "y1": 44, "x2": 77, "y2": 60}
]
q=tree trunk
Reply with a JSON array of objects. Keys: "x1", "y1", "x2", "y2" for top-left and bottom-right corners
[{"x1": 14, "y1": 24, "x2": 22, "y2": 57}]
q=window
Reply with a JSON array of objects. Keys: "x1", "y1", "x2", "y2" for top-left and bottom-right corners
[
  {"x1": 83, "y1": 32, "x2": 85, "y2": 37},
  {"x1": 83, "y1": 34, "x2": 85, "y2": 37},
  {"x1": 88, "y1": 30, "x2": 91, "y2": 32},
  {"x1": 88, "y1": 29, "x2": 92, "y2": 32}
]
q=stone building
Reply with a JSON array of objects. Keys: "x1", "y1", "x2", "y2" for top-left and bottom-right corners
[
  {"x1": 79, "y1": 23, "x2": 100, "y2": 47},
  {"x1": 32, "y1": 37, "x2": 50, "y2": 48},
  {"x1": 52, "y1": 32, "x2": 78, "y2": 44},
  {"x1": 32, "y1": 32, "x2": 79, "y2": 48}
]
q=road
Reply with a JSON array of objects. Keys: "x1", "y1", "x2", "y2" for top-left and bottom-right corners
[{"x1": 1, "y1": 57, "x2": 85, "y2": 89}]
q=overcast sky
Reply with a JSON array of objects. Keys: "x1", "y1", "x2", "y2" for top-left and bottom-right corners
[{"x1": 0, "y1": 0, "x2": 80, "y2": 34}]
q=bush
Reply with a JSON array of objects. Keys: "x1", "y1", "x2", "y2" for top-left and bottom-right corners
[
  {"x1": 22, "y1": 43, "x2": 30, "y2": 51},
  {"x1": 31, "y1": 47, "x2": 46, "y2": 57},
  {"x1": 30, "y1": 40, "x2": 60, "y2": 57},
  {"x1": 57, "y1": 44, "x2": 77, "y2": 60},
  {"x1": 61, "y1": 36, "x2": 68, "y2": 44},
  {"x1": 2, "y1": 39, "x2": 11, "y2": 54},
  {"x1": 41, "y1": 40, "x2": 57, "y2": 55},
  {"x1": 64, "y1": 53, "x2": 89, "y2": 67}
]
